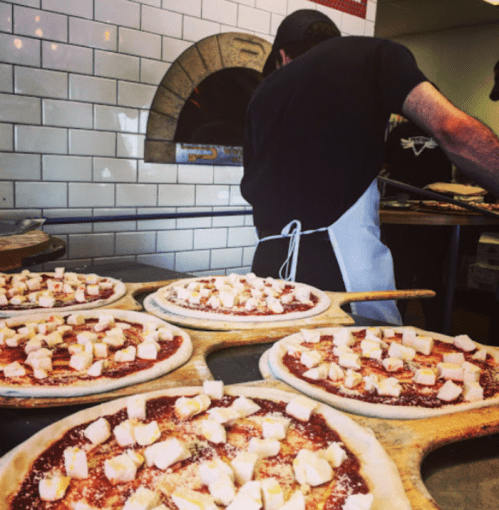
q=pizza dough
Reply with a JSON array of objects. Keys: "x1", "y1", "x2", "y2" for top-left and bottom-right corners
[
  {"x1": 0, "y1": 385, "x2": 410, "y2": 510},
  {"x1": 148, "y1": 273, "x2": 331, "y2": 323},
  {"x1": 267, "y1": 326, "x2": 499, "y2": 419},
  {"x1": 0, "y1": 309, "x2": 192, "y2": 398},
  {"x1": 0, "y1": 269, "x2": 127, "y2": 317}
]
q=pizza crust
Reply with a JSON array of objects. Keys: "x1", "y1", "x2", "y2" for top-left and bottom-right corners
[
  {"x1": 0, "y1": 309, "x2": 192, "y2": 398},
  {"x1": 150, "y1": 275, "x2": 331, "y2": 323},
  {"x1": 267, "y1": 326, "x2": 499, "y2": 420},
  {"x1": 0, "y1": 272, "x2": 127, "y2": 317},
  {"x1": 0, "y1": 385, "x2": 410, "y2": 510}
]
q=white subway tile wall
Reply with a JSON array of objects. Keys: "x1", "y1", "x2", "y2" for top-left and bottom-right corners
[{"x1": 0, "y1": 0, "x2": 376, "y2": 275}]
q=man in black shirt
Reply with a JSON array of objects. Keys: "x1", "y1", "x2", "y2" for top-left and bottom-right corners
[{"x1": 242, "y1": 9, "x2": 499, "y2": 324}]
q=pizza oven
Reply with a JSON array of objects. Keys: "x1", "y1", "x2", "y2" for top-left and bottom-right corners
[{"x1": 144, "y1": 32, "x2": 270, "y2": 166}]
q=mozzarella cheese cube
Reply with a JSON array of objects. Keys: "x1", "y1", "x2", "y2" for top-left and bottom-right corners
[
  {"x1": 38, "y1": 295, "x2": 55, "y2": 308},
  {"x1": 262, "y1": 416, "x2": 291, "y2": 441},
  {"x1": 293, "y1": 449, "x2": 333, "y2": 487},
  {"x1": 158, "y1": 327, "x2": 174, "y2": 341},
  {"x1": 137, "y1": 341, "x2": 160, "y2": 360},
  {"x1": 114, "y1": 420, "x2": 137, "y2": 446},
  {"x1": 344, "y1": 369, "x2": 363, "y2": 389},
  {"x1": 64, "y1": 446, "x2": 88, "y2": 479},
  {"x1": 134, "y1": 421, "x2": 161, "y2": 446},
  {"x1": 87, "y1": 360, "x2": 106, "y2": 377},
  {"x1": 388, "y1": 342, "x2": 415, "y2": 361},
  {"x1": 332, "y1": 328, "x2": 355, "y2": 348},
  {"x1": 377, "y1": 377, "x2": 402, "y2": 397},
  {"x1": 462, "y1": 362, "x2": 481, "y2": 383},
  {"x1": 328, "y1": 362, "x2": 344, "y2": 381},
  {"x1": 114, "y1": 346, "x2": 136, "y2": 363},
  {"x1": 77, "y1": 331, "x2": 98, "y2": 345},
  {"x1": 382, "y1": 357, "x2": 404, "y2": 372},
  {"x1": 300, "y1": 329, "x2": 321, "y2": 343},
  {"x1": 300, "y1": 350, "x2": 323, "y2": 369},
  {"x1": 278, "y1": 491, "x2": 305, "y2": 510},
  {"x1": 175, "y1": 394, "x2": 211, "y2": 420},
  {"x1": 320, "y1": 442, "x2": 347, "y2": 468},
  {"x1": 207, "y1": 406, "x2": 241, "y2": 425},
  {"x1": 127, "y1": 395, "x2": 147, "y2": 420},
  {"x1": 343, "y1": 493, "x2": 374, "y2": 510},
  {"x1": 437, "y1": 363, "x2": 464, "y2": 382},
  {"x1": 104, "y1": 453, "x2": 137, "y2": 483},
  {"x1": 26, "y1": 350, "x2": 53, "y2": 371},
  {"x1": 405, "y1": 335, "x2": 434, "y2": 355},
  {"x1": 472, "y1": 349, "x2": 487, "y2": 361},
  {"x1": 286, "y1": 396, "x2": 317, "y2": 422},
  {"x1": 39, "y1": 476, "x2": 71, "y2": 501},
  {"x1": 231, "y1": 452, "x2": 259, "y2": 484},
  {"x1": 203, "y1": 380, "x2": 224, "y2": 399},
  {"x1": 463, "y1": 381, "x2": 484, "y2": 402},
  {"x1": 93, "y1": 342, "x2": 108, "y2": 359},
  {"x1": 261, "y1": 478, "x2": 284, "y2": 510},
  {"x1": 443, "y1": 352, "x2": 465, "y2": 365},
  {"x1": 4, "y1": 361, "x2": 26, "y2": 378},
  {"x1": 123, "y1": 487, "x2": 160, "y2": 510},
  {"x1": 230, "y1": 480, "x2": 262, "y2": 510},
  {"x1": 209, "y1": 475, "x2": 236, "y2": 506},
  {"x1": 200, "y1": 419, "x2": 226, "y2": 444},
  {"x1": 268, "y1": 299, "x2": 284, "y2": 314},
  {"x1": 126, "y1": 449, "x2": 144, "y2": 468},
  {"x1": 46, "y1": 331, "x2": 64, "y2": 347},
  {"x1": 199, "y1": 458, "x2": 234, "y2": 485},
  {"x1": 303, "y1": 363, "x2": 329, "y2": 381},
  {"x1": 171, "y1": 487, "x2": 217, "y2": 510},
  {"x1": 144, "y1": 438, "x2": 191, "y2": 470},
  {"x1": 207, "y1": 296, "x2": 221, "y2": 309},
  {"x1": 232, "y1": 396, "x2": 261, "y2": 418},
  {"x1": 248, "y1": 438, "x2": 281, "y2": 458},
  {"x1": 414, "y1": 368, "x2": 436, "y2": 386},
  {"x1": 437, "y1": 380, "x2": 463, "y2": 402},
  {"x1": 0, "y1": 327, "x2": 16, "y2": 344},
  {"x1": 244, "y1": 298, "x2": 258, "y2": 311},
  {"x1": 104, "y1": 334, "x2": 125, "y2": 348},
  {"x1": 338, "y1": 352, "x2": 361, "y2": 370},
  {"x1": 84, "y1": 417, "x2": 111, "y2": 444},
  {"x1": 363, "y1": 374, "x2": 379, "y2": 393},
  {"x1": 454, "y1": 334, "x2": 476, "y2": 352},
  {"x1": 69, "y1": 351, "x2": 93, "y2": 371},
  {"x1": 67, "y1": 314, "x2": 85, "y2": 326}
]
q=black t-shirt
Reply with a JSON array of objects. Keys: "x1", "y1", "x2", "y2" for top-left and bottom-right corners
[
  {"x1": 383, "y1": 120, "x2": 453, "y2": 198},
  {"x1": 242, "y1": 36, "x2": 427, "y2": 231}
]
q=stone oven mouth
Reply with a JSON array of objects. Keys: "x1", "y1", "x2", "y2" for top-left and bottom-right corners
[
  {"x1": 144, "y1": 32, "x2": 271, "y2": 166},
  {"x1": 174, "y1": 67, "x2": 262, "y2": 148}
]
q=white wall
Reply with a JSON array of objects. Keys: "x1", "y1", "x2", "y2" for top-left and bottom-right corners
[
  {"x1": 392, "y1": 23, "x2": 499, "y2": 137},
  {"x1": 0, "y1": 0, "x2": 377, "y2": 275}
]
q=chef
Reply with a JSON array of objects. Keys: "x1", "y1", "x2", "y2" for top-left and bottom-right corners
[{"x1": 241, "y1": 9, "x2": 499, "y2": 324}]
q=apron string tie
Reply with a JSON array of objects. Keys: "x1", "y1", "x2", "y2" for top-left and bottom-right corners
[{"x1": 255, "y1": 220, "x2": 329, "y2": 282}]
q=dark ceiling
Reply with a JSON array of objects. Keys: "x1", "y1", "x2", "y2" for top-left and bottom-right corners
[{"x1": 374, "y1": 0, "x2": 499, "y2": 39}]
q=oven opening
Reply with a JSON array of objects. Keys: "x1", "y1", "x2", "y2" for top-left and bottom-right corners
[{"x1": 174, "y1": 67, "x2": 263, "y2": 147}]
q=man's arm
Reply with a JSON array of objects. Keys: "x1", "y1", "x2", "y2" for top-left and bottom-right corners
[{"x1": 402, "y1": 81, "x2": 499, "y2": 197}]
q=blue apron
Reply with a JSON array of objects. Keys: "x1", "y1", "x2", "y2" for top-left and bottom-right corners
[{"x1": 256, "y1": 179, "x2": 402, "y2": 325}]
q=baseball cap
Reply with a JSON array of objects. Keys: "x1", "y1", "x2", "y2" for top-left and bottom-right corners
[
  {"x1": 262, "y1": 9, "x2": 341, "y2": 77},
  {"x1": 490, "y1": 59, "x2": 499, "y2": 101}
]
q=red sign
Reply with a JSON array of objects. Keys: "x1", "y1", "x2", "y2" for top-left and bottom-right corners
[{"x1": 308, "y1": 0, "x2": 367, "y2": 19}]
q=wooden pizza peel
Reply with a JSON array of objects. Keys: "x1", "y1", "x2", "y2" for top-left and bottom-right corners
[{"x1": 0, "y1": 230, "x2": 51, "y2": 271}]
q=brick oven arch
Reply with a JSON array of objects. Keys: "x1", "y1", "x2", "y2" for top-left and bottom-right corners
[{"x1": 145, "y1": 32, "x2": 271, "y2": 163}]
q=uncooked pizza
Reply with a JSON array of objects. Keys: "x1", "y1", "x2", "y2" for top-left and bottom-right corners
[
  {"x1": 0, "y1": 268, "x2": 127, "y2": 317},
  {"x1": 0, "y1": 384, "x2": 410, "y2": 510},
  {"x1": 149, "y1": 273, "x2": 331, "y2": 323},
  {"x1": 0, "y1": 309, "x2": 192, "y2": 397},
  {"x1": 267, "y1": 326, "x2": 499, "y2": 419}
]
